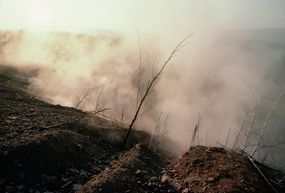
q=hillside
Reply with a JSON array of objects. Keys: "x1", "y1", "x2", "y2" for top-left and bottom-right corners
[{"x1": 0, "y1": 66, "x2": 284, "y2": 193}]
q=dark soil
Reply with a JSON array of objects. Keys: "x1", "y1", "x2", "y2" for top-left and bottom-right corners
[
  {"x1": 167, "y1": 146, "x2": 285, "y2": 193},
  {"x1": 77, "y1": 144, "x2": 178, "y2": 193},
  {"x1": 0, "y1": 66, "x2": 153, "y2": 192}
]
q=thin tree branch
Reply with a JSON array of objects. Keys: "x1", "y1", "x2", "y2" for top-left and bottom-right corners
[{"x1": 122, "y1": 35, "x2": 191, "y2": 148}]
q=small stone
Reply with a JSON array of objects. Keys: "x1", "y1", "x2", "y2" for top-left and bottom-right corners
[
  {"x1": 61, "y1": 177, "x2": 69, "y2": 182},
  {"x1": 182, "y1": 188, "x2": 189, "y2": 193},
  {"x1": 207, "y1": 177, "x2": 214, "y2": 182},
  {"x1": 72, "y1": 184, "x2": 81, "y2": 191},
  {"x1": 79, "y1": 170, "x2": 87, "y2": 179},
  {"x1": 161, "y1": 174, "x2": 169, "y2": 183},
  {"x1": 77, "y1": 144, "x2": 83, "y2": 149},
  {"x1": 135, "y1": 169, "x2": 141, "y2": 174},
  {"x1": 93, "y1": 166, "x2": 101, "y2": 172},
  {"x1": 68, "y1": 168, "x2": 79, "y2": 175},
  {"x1": 161, "y1": 169, "x2": 167, "y2": 174}
]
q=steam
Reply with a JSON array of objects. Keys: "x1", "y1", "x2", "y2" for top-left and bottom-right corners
[{"x1": 0, "y1": 29, "x2": 285, "y2": 168}]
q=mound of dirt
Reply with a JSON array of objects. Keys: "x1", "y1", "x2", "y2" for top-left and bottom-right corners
[
  {"x1": 77, "y1": 144, "x2": 177, "y2": 193},
  {"x1": 166, "y1": 146, "x2": 284, "y2": 193}
]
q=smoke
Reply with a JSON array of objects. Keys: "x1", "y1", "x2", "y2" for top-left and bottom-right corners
[{"x1": 0, "y1": 29, "x2": 285, "y2": 168}]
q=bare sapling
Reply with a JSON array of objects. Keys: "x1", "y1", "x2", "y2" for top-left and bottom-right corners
[
  {"x1": 242, "y1": 95, "x2": 263, "y2": 151},
  {"x1": 225, "y1": 128, "x2": 231, "y2": 147},
  {"x1": 76, "y1": 86, "x2": 100, "y2": 108},
  {"x1": 232, "y1": 111, "x2": 249, "y2": 149},
  {"x1": 94, "y1": 84, "x2": 105, "y2": 113},
  {"x1": 148, "y1": 112, "x2": 162, "y2": 149},
  {"x1": 189, "y1": 113, "x2": 201, "y2": 150},
  {"x1": 251, "y1": 91, "x2": 283, "y2": 156},
  {"x1": 153, "y1": 113, "x2": 169, "y2": 152},
  {"x1": 122, "y1": 35, "x2": 190, "y2": 148}
]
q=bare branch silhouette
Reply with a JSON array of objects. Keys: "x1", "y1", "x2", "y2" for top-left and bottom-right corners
[{"x1": 123, "y1": 35, "x2": 191, "y2": 148}]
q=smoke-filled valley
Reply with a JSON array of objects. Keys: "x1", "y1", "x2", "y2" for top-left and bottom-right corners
[
  {"x1": 1, "y1": 29, "x2": 285, "y2": 166},
  {"x1": 1, "y1": 1, "x2": 285, "y2": 192}
]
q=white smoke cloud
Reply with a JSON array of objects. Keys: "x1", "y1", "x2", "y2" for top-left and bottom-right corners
[{"x1": 0, "y1": 29, "x2": 285, "y2": 169}]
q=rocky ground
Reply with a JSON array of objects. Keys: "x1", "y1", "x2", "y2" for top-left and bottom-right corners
[{"x1": 0, "y1": 65, "x2": 285, "y2": 193}]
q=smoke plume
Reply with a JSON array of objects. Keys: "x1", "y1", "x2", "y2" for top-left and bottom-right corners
[{"x1": 0, "y1": 29, "x2": 285, "y2": 169}]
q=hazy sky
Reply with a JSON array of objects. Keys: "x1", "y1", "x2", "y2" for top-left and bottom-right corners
[{"x1": 0, "y1": 0, "x2": 284, "y2": 35}]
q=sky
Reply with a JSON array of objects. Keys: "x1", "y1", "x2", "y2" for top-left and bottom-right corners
[{"x1": 0, "y1": 0, "x2": 284, "y2": 36}]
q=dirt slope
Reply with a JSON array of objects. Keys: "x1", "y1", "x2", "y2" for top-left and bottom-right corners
[
  {"x1": 166, "y1": 146, "x2": 284, "y2": 193},
  {"x1": 77, "y1": 144, "x2": 178, "y2": 193},
  {"x1": 0, "y1": 67, "x2": 119, "y2": 192},
  {"x1": 1, "y1": 66, "x2": 284, "y2": 193}
]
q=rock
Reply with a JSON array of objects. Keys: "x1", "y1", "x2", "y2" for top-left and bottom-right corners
[
  {"x1": 161, "y1": 169, "x2": 168, "y2": 174},
  {"x1": 61, "y1": 176, "x2": 69, "y2": 182},
  {"x1": 182, "y1": 188, "x2": 189, "y2": 193},
  {"x1": 77, "y1": 144, "x2": 83, "y2": 149},
  {"x1": 79, "y1": 170, "x2": 88, "y2": 180},
  {"x1": 135, "y1": 169, "x2": 142, "y2": 174},
  {"x1": 135, "y1": 169, "x2": 148, "y2": 175},
  {"x1": 161, "y1": 174, "x2": 169, "y2": 183},
  {"x1": 68, "y1": 168, "x2": 79, "y2": 175},
  {"x1": 207, "y1": 177, "x2": 215, "y2": 182},
  {"x1": 93, "y1": 166, "x2": 101, "y2": 172},
  {"x1": 72, "y1": 184, "x2": 81, "y2": 191}
]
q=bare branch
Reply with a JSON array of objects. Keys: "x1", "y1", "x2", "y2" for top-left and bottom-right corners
[
  {"x1": 76, "y1": 85, "x2": 101, "y2": 108},
  {"x1": 95, "y1": 84, "x2": 105, "y2": 113},
  {"x1": 233, "y1": 110, "x2": 249, "y2": 149},
  {"x1": 148, "y1": 112, "x2": 162, "y2": 149},
  {"x1": 189, "y1": 113, "x2": 201, "y2": 149},
  {"x1": 246, "y1": 155, "x2": 279, "y2": 193},
  {"x1": 242, "y1": 95, "x2": 263, "y2": 151},
  {"x1": 122, "y1": 35, "x2": 191, "y2": 148},
  {"x1": 251, "y1": 91, "x2": 283, "y2": 156},
  {"x1": 225, "y1": 128, "x2": 231, "y2": 147}
]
